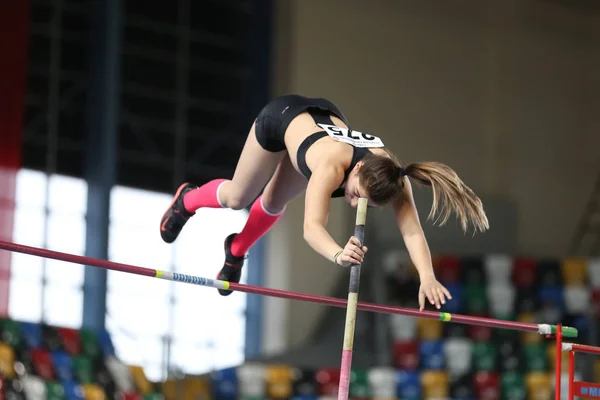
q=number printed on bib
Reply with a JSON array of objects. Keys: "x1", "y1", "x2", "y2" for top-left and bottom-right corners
[{"x1": 317, "y1": 123, "x2": 385, "y2": 148}]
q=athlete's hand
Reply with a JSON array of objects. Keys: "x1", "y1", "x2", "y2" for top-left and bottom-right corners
[
  {"x1": 336, "y1": 236, "x2": 368, "y2": 267},
  {"x1": 418, "y1": 275, "x2": 452, "y2": 311}
]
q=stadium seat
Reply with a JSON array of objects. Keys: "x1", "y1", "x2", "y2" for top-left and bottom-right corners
[
  {"x1": 81, "y1": 383, "x2": 106, "y2": 400},
  {"x1": 30, "y1": 348, "x2": 55, "y2": 380},
  {"x1": 537, "y1": 258, "x2": 563, "y2": 286},
  {"x1": 443, "y1": 322, "x2": 468, "y2": 339},
  {"x1": 52, "y1": 350, "x2": 74, "y2": 381},
  {"x1": 463, "y1": 285, "x2": 488, "y2": 315},
  {"x1": 563, "y1": 313, "x2": 590, "y2": 343},
  {"x1": 517, "y1": 313, "x2": 542, "y2": 345},
  {"x1": 367, "y1": 367, "x2": 396, "y2": 399},
  {"x1": 469, "y1": 324, "x2": 493, "y2": 342},
  {"x1": 0, "y1": 342, "x2": 16, "y2": 379},
  {"x1": 72, "y1": 355, "x2": 94, "y2": 384},
  {"x1": 525, "y1": 372, "x2": 551, "y2": 400},
  {"x1": 210, "y1": 367, "x2": 238, "y2": 400},
  {"x1": 561, "y1": 258, "x2": 587, "y2": 285},
  {"x1": 62, "y1": 380, "x2": 85, "y2": 400},
  {"x1": 546, "y1": 342, "x2": 569, "y2": 373},
  {"x1": 472, "y1": 342, "x2": 497, "y2": 372},
  {"x1": 46, "y1": 381, "x2": 66, "y2": 400},
  {"x1": 57, "y1": 328, "x2": 82, "y2": 356},
  {"x1": 237, "y1": 362, "x2": 266, "y2": 398},
  {"x1": 419, "y1": 340, "x2": 444, "y2": 370},
  {"x1": 417, "y1": 318, "x2": 442, "y2": 340},
  {"x1": 434, "y1": 256, "x2": 461, "y2": 284},
  {"x1": 0, "y1": 319, "x2": 23, "y2": 349},
  {"x1": 392, "y1": 340, "x2": 419, "y2": 370},
  {"x1": 588, "y1": 258, "x2": 600, "y2": 287},
  {"x1": 42, "y1": 324, "x2": 63, "y2": 352},
  {"x1": 538, "y1": 285, "x2": 565, "y2": 313},
  {"x1": 119, "y1": 392, "x2": 143, "y2": 400},
  {"x1": 497, "y1": 336, "x2": 523, "y2": 372},
  {"x1": 487, "y1": 283, "x2": 515, "y2": 316},
  {"x1": 291, "y1": 368, "x2": 318, "y2": 397},
  {"x1": 515, "y1": 290, "x2": 539, "y2": 314},
  {"x1": 315, "y1": 368, "x2": 340, "y2": 396},
  {"x1": 129, "y1": 365, "x2": 153, "y2": 395},
  {"x1": 420, "y1": 371, "x2": 448, "y2": 399},
  {"x1": 441, "y1": 283, "x2": 463, "y2": 313},
  {"x1": 349, "y1": 368, "x2": 370, "y2": 399},
  {"x1": 461, "y1": 256, "x2": 486, "y2": 285},
  {"x1": 444, "y1": 338, "x2": 473, "y2": 376},
  {"x1": 473, "y1": 371, "x2": 500, "y2": 400},
  {"x1": 512, "y1": 258, "x2": 537, "y2": 288},
  {"x1": 501, "y1": 371, "x2": 526, "y2": 400},
  {"x1": 94, "y1": 357, "x2": 117, "y2": 398},
  {"x1": 396, "y1": 370, "x2": 421, "y2": 400},
  {"x1": 96, "y1": 330, "x2": 115, "y2": 357},
  {"x1": 264, "y1": 365, "x2": 293, "y2": 399},
  {"x1": 2, "y1": 378, "x2": 27, "y2": 399},
  {"x1": 449, "y1": 372, "x2": 474, "y2": 400},
  {"x1": 79, "y1": 329, "x2": 100, "y2": 359},
  {"x1": 105, "y1": 356, "x2": 136, "y2": 393},
  {"x1": 484, "y1": 254, "x2": 513, "y2": 284},
  {"x1": 21, "y1": 375, "x2": 46, "y2": 400},
  {"x1": 20, "y1": 322, "x2": 42, "y2": 349},
  {"x1": 523, "y1": 343, "x2": 548, "y2": 372},
  {"x1": 389, "y1": 313, "x2": 417, "y2": 340},
  {"x1": 564, "y1": 286, "x2": 589, "y2": 314}
]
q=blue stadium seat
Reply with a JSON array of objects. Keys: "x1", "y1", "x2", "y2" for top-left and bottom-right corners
[
  {"x1": 211, "y1": 367, "x2": 238, "y2": 400},
  {"x1": 51, "y1": 350, "x2": 73, "y2": 381},
  {"x1": 420, "y1": 340, "x2": 445, "y2": 370},
  {"x1": 61, "y1": 380, "x2": 85, "y2": 400},
  {"x1": 442, "y1": 283, "x2": 463, "y2": 313},
  {"x1": 96, "y1": 329, "x2": 116, "y2": 357},
  {"x1": 396, "y1": 370, "x2": 421, "y2": 399},
  {"x1": 20, "y1": 322, "x2": 42, "y2": 349},
  {"x1": 538, "y1": 285, "x2": 565, "y2": 313}
]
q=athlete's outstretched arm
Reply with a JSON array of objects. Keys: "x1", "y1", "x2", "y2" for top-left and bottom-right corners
[
  {"x1": 303, "y1": 164, "x2": 365, "y2": 266},
  {"x1": 392, "y1": 177, "x2": 451, "y2": 311}
]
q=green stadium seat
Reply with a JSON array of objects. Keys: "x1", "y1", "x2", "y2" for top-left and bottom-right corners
[
  {"x1": 350, "y1": 369, "x2": 370, "y2": 398},
  {"x1": 472, "y1": 342, "x2": 497, "y2": 372},
  {"x1": 46, "y1": 381, "x2": 66, "y2": 400},
  {"x1": 0, "y1": 319, "x2": 23, "y2": 349},
  {"x1": 501, "y1": 371, "x2": 526, "y2": 400},
  {"x1": 78, "y1": 329, "x2": 100, "y2": 359},
  {"x1": 523, "y1": 343, "x2": 548, "y2": 372},
  {"x1": 72, "y1": 355, "x2": 94, "y2": 384},
  {"x1": 464, "y1": 285, "x2": 488, "y2": 314}
]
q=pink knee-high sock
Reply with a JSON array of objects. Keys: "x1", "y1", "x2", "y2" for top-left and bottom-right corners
[
  {"x1": 230, "y1": 195, "x2": 284, "y2": 257},
  {"x1": 183, "y1": 179, "x2": 228, "y2": 213}
]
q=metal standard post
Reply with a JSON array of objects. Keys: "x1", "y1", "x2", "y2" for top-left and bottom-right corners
[
  {"x1": 338, "y1": 198, "x2": 368, "y2": 400},
  {"x1": 82, "y1": 0, "x2": 122, "y2": 330}
]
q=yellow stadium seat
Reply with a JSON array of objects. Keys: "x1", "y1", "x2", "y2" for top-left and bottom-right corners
[
  {"x1": 562, "y1": 258, "x2": 587, "y2": 285},
  {"x1": 162, "y1": 377, "x2": 210, "y2": 400},
  {"x1": 421, "y1": 371, "x2": 448, "y2": 399},
  {"x1": 0, "y1": 343, "x2": 16, "y2": 379},
  {"x1": 518, "y1": 313, "x2": 542, "y2": 344},
  {"x1": 417, "y1": 318, "x2": 442, "y2": 340},
  {"x1": 525, "y1": 372, "x2": 551, "y2": 400},
  {"x1": 266, "y1": 365, "x2": 294, "y2": 399},
  {"x1": 129, "y1": 365, "x2": 152, "y2": 394},
  {"x1": 82, "y1": 383, "x2": 106, "y2": 400}
]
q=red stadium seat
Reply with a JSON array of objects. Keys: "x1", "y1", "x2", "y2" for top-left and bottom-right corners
[
  {"x1": 315, "y1": 368, "x2": 340, "y2": 396},
  {"x1": 30, "y1": 348, "x2": 55, "y2": 381},
  {"x1": 434, "y1": 256, "x2": 461, "y2": 284},
  {"x1": 473, "y1": 372, "x2": 500, "y2": 400},
  {"x1": 392, "y1": 341, "x2": 419, "y2": 370},
  {"x1": 512, "y1": 258, "x2": 536, "y2": 288},
  {"x1": 57, "y1": 328, "x2": 82, "y2": 355}
]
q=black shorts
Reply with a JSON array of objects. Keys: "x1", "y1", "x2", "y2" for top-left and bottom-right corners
[{"x1": 254, "y1": 94, "x2": 350, "y2": 152}]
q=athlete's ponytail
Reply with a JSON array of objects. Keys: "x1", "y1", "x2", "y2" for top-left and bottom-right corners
[{"x1": 358, "y1": 154, "x2": 489, "y2": 234}]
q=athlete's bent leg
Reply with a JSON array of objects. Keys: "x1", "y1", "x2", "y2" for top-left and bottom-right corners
[
  {"x1": 159, "y1": 121, "x2": 286, "y2": 244},
  {"x1": 217, "y1": 155, "x2": 307, "y2": 296}
]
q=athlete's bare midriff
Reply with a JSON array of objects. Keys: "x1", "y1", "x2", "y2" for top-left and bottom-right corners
[{"x1": 283, "y1": 111, "x2": 389, "y2": 176}]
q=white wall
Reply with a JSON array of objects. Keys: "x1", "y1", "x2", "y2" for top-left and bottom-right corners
[{"x1": 262, "y1": 0, "x2": 600, "y2": 352}]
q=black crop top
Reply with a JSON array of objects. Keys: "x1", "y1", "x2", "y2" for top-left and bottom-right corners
[{"x1": 296, "y1": 108, "x2": 372, "y2": 198}]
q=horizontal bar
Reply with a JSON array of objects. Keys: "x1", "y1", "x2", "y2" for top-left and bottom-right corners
[
  {"x1": 0, "y1": 240, "x2": 578, "y2": 337},
  {"x1": 563, "y1": 342, "x2": 600, "y2": 355},
  {"x1": 574, "y1": 381, "x2": 600, "y2": 397}
]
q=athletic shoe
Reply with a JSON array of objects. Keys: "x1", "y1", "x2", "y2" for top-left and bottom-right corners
[
  {"x1": 160, "y1": 182, "x2": 198, "y2": 243},
  {"x1": 216, "y1": 233, "x2": 246, "y2": 296}
]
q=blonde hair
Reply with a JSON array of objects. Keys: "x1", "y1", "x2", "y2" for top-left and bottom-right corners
[{"x1": 358, "y1": 154, "x2": 489, "y2": 233}]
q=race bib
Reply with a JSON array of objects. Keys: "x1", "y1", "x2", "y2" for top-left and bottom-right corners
[{"x1": 317, "y1": 123, "x2": 385, "y2": 148}]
